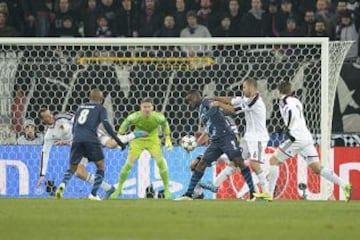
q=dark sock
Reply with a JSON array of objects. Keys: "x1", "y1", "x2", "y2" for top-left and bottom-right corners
[
  {"x1": 62, "y1": 169, "x2": 73, "y2": 185},
  {"x1": 185, "y1": 170, "x2": 204, "y2": 197},
  {"x1": 241, "y1": 167, "x2": 255, "y2": 198},
  {"x1": 91, "y1": 169, "x2": 104, "y2": 196}
]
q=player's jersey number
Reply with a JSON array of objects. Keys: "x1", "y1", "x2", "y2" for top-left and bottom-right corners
[{"x1": 77, "y1": 109, "x2": 90, "y2": 124}]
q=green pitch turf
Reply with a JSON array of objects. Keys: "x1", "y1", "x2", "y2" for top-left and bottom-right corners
[{"x1": 0, "y1": 199, "x2": 359, "y2": 240}]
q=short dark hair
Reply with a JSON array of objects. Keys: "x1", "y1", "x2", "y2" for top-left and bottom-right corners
[
  {"x1": 244, "y1": 78, "x2": 258, "y2": 89},
  {"x1": 186, "y1": 89, "x2": 201, "y2": 98},
  {"x1": 141, "y1": 97, "x2": 153, "y2": 104},
  {"x1": 186, "y1": 10, "x2": 197, "y2": 19},
  {"x1": 277, "y1": 81, "x2": 292, "y2": 95},
  {"x1": 38, "y1": 107, "x2": 48, "y2": 120}
]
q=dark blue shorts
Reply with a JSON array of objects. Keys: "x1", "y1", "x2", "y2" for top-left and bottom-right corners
[
  {"x1": 70, "y1": 142, "x2": 104, "y2": 165},
  {"x1": 202, "y1": 135, "x2": 242, "y2": 166}
]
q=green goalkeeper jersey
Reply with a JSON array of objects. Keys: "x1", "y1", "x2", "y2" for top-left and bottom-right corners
[{"x1": 118, "y1": 111, "x2": 171, "y2": 139}]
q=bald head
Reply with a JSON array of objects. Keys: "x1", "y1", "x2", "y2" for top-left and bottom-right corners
[{"x1": 89, "y1": 88, "x2": 104, "y2": 104}]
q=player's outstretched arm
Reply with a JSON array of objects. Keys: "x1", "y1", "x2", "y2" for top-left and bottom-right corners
[
  {"x1": 36, "y1": 140, "x2": 53, "y2": 188},
  {"x1": 210, "y1": 101, "x2": 235, "y2": 113},
  {"x1": 158, "y1": 113, "x2": 173, "y2": 151},
  {"x1": 211, "y1": 96, "x2": 233, "y2": 104}
]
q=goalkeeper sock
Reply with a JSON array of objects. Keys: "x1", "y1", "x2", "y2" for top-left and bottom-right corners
[
  {"x1": 214, "y1": 165, "x2": 235, "y2": 187},
  {"x1": 185, "y1": 170, "x2": 204, "y2": 196},
  {"x1": 256, "y1": 170, "x2": 268, "y2": 193},
  {"x1": 117, "y1": 162, "x2": 134, "y2": 191},
  {"x1": 91, "y1": 169, "x2": 104, "y2": 196},
  {"x1": 156, "y1": 158, "x2": 170, "y2": 190},
  {"x1": 86, "y1": 173, "x2": 112, "y2": 191},
  {"x1": 268, "y1": 165, "x2": 279, "y2": 197},
  {"x1": 320, "y1": 167, "x2": 346, "y2": 189},
  {"x1": 62, "y1": 169, "x2": 74, "y2": 185},
  {"x1": 241, "y1": 166, "x2": 256, "y2": 196}
]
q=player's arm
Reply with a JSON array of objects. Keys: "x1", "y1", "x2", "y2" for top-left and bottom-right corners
[
  {"x1": 99, "y1": 106, "x2": 126, "y2": 148},
  {"x1": 157, "y1": 113, "x2": 173, "y2": 150},
  {"x1": 36, "y1": 137, "x2": 54, "y2": 188},
  {"x1": 117, "y1": 113, "x2": 134, "y2": 135},
  {"x1": 210, "y1": 101, "x2": 235, "y2": 114},
  {"x1": 211, "y1": 96, "x2": 233, "y2": 104},
  {"x1": 282, "y1": 105, "x2": 296, "y2": 142}
]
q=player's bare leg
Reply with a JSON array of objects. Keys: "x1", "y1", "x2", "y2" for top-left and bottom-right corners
[{"x1": 308, "y1": 161, "x2": 352, "y2": 202}]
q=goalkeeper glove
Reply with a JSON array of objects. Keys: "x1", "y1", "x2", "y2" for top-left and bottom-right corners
[{"x1": 165, "y1": 135, "x2": 173, "y2": 151}]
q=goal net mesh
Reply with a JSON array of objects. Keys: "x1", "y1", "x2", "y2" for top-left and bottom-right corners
[{"x1": 0, "y1": 39, "x2": 352, "y2": 199}]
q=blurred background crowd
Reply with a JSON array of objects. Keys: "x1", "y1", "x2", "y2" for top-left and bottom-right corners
[{"x1": 0, "y1": 0, "x2": 359, "y2": 62}]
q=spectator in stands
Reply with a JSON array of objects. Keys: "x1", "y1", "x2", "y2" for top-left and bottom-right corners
[
  {"x1": 313, "y1": 19, "x2": 329, "y2": 37},
  {"x1": 56, "y1": 16, "x2": 79, "y2": 37},
  {"x1": 240, "y1": 0, "x2": 267, "y2": 37},
  {"x1": 96, "y1": 15, "x2": 113, "y2": 37},
  {"x1": 16, "y1": 119, "x2": 43, "y2": 145},
  {"x1": 263, "y1": 0, "x2": 281, "y2": 37},
  {"x1": 336, "y1": 10, "x2": 359, "y2": 59},
  {"x1": 173, "y1": 0, "x2": 188, "y2": 30},
  {"x1": 0, "y1": 122, "x2": 16, "y2": 145},
  {"x1": 116, "y1": 0, "x2": 139, "y2": 37},
  {"x1": 180, "y1": 10, "x2": 211, "y2": 56},
  {"x1": 328, "y1": 0, "x2": 347, "y2": 40},
  {"x1": 280, "y1": 16, "x2": 301, "y2": 36},
  {"x1": 227, "y1": 0, "x2": 243, "y2": 36},
  {"x1": 139, "y1": 0, "x2": 162, "y2": 37},
  {"x1": 81, "y1": 0, "x2": 99, "y2": 37},
  {"x1": 0, "y1": 0, "x2": 25, "y2": 36},
  {"x1": 21, "y1": 0, "x2": 55, "y2": 37},
  {"x1": 196, "y1": 0, "x2": 219, "y2": 34},
  {"x1": 300, "y1": 9, "x2": 315, "y2": 37},
  {"x1": 0, "y1": 11, "x2": 18, "y2": 36},
  {"x1": 213, "y1": 14, "x2": 234, "y2": 37},
  {"x1": 51, "y1": 0, "x2": 78, "y2": 36},
  {"x1": 154, "y1": 15, "x2": 179, "y2": 37},
  {"x1": 98, "y1": 0, "x2": 118, "y2": 34},
  {"x1": 315, "y1": 0, "x2": 333, "y2": 27},
  {"x1": 277, "y1": 0, "x2": 300, "y2": 33}
]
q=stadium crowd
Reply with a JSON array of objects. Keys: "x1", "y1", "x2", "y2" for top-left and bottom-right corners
[{"x1": 0, "y1": 0, "x2": 359, "y2": 61}]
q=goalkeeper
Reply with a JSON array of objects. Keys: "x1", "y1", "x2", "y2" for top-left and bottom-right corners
[{"x1": 111, "y1": 98, "x2": 173, "y2": 199}]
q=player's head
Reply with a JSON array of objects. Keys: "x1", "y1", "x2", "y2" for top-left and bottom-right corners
[
  {"x1": 140, "y1": 97, "x2": 154, "y2": 116},
  {"x1": 89, "y1": 88, "x2": 104, "y2": 104},
  {"x1": 242, "y1": 78, "x2": 258, "y2": 97},
  {"x1": 276, "y1": 81, "x2": 292, "y2": 97},
  {"x1": 186, "y1": 90, "x2": 202, "y2": 109},
  {"x1": 38, "y1": 107, "x2": 54, "y2": 125}
]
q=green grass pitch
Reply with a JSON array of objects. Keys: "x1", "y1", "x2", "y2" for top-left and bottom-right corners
[{"x1": 0, "y1": 199, "x2": 359, "y2": 240}]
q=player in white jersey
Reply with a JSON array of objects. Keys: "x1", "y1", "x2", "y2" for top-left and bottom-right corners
[
  {"x1": 265, "y1": 81, "x2": 352, "y2": 201},
  {"x1": 36, "y1": 107, "x2": 147, "y2": 199},
  {"x1": 198, "y1": 79, "x2": 270, "y2": 200}
]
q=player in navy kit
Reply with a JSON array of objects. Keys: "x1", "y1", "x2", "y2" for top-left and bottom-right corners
[
  {"x1": 56, "y1": 89, "x2": 125, "y2": 200},
  {"x1": 176, "y1": 90, "x2": 256, "y2": 200}
]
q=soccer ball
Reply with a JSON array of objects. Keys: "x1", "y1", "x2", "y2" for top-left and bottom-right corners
[{"x1": 180, "y1": 135, "x2": 197, "y2": 152}]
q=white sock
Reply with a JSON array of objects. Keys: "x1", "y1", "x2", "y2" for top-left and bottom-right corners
[
  {"x1": 320, "y1": 167, "x2": 346, "y2": 189},
  {"x1": 214, "y1": 166, "x2": 235, "y2": 187},
  {"x1": 256, "y1": 170, "x2": 268, "y2": 194},
  {"x1": 87, "y1": 173, "x2": 112, "y2": 191},
  {"x1": 268, "y1": 165, "x2": 279, "y2": 198}
]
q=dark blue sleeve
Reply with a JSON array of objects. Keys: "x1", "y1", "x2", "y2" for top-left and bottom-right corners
[
  {"x1": 99, "y1": 106, "x2": 125, "y2": 147},
  {"x1": 203, "y1": 99, "x2": 218, "y2": 116}
]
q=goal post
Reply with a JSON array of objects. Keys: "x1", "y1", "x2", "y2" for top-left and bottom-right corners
[{"x1": 0, "y1": 37, "x2": 352, "y2": 199}]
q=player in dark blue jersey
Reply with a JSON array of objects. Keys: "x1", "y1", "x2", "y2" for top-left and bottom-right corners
[
  {"x1": 176, "y1": 90, "x2": 256, "y2": 200},
  {"x1": 55, "y1": 89, "x2": 125, "y2": 200}
]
